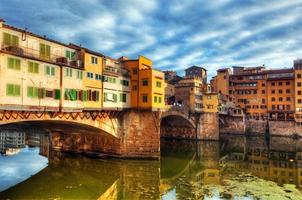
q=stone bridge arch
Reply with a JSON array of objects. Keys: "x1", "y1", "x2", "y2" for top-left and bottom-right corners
[{"x1": 160, "y1": 110, "x2": 197, "y2": 139}]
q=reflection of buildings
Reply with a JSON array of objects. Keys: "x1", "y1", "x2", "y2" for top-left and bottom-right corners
[
  {"x1": 221, "y1": 136, "x2": 302, "y2": 189},
  {"x1": 0, "y1": 129, "x2": 25, "y2": 156}
]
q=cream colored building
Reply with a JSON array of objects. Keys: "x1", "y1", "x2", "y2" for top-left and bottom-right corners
[
  {"x1": 0, "y1": 19, "x2": 84, "y2": 112},
  {"x1": 103, "y1": 57, "x2": 131, "y2": 110}
]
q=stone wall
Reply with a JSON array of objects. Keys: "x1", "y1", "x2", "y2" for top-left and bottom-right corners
[
  {"x1": 219, "y1": 115, "x2": 245, "y2": 134},
  {"x1": 197, "y1": 113, "x2": 219, "y2": 140},
  {"x1": 246, "y1": 119, "x2": 268, "y2": 135},
  {"x1": 119, "y1": 110, "x2": 161, "y2": 159},
  {"x1": 269, "y1": 121, "x2": 302, "y2": 137}
]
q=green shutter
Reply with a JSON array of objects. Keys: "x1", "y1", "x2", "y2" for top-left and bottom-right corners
[
  {"x1": 104, "y1": 93, "x2": 107, "y2": 102},
  {"x1": 15, "y1": 59, "x2": 20, "y2": 70},
  {"x1": 46, "y1": 45, "x2": 50, "y2": 58},
  {"x1": 6, "y1": 84, "x2": 14, "y2": 96},
  {"x1": 55, "y1": 89, "x2": 61, "y2": 99},
  {"x1": 34, "y1": 63, "x2": 39, "y2": 73},
  {"x1": 27, "y1": 86, "x2": 33, "y2": 97},
  {"x1": 28, "y1": 62, "x2": 33, "y2": 73},
  {"x1": 51, "y1": 67, "x2": 55, "y2": 76},
  {"x1": 113, "y1": 94, "x2": 117, "y2": 102},
  {"x1": 82, "y1": 90, "x2": 87, "y2": 101},
  {"x1": 12, "y1": 35, "x2": 19, "y2": 46},
  {"x1": 3, "y1": 33, "x2": 10, "y2": 45},
  {"x1": 14, "y1": 85, "x2": 20, "y2": 96},
  {"x1": 8, "y1": 58, "x2": 14, "y2": 69},
  {"x1": 66, "y1": 50, "x2": 71, "y2": 59},
  {"x1": 45, "y1": 66, "x2": 50, "y2": 75},
  {"x1": 33, "y1": 87, "x2": 39, "y2": 98}
]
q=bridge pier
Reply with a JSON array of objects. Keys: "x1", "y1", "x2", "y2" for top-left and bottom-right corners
[
  {"x1": 196, "y1": 113, "x2": 219, "y2": 140},
  {"x1": 119, "y1": 110, "x2": 161, "y2": 159}
]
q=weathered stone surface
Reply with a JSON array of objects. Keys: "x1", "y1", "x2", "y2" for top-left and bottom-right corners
[
  {"x1": 120, "y1": 110, "x2": 160, "y2": 159},
  {"x1": 197, "y1": 113, "x2": 219, "y2": 140},
  {"x1": 269, "y1": 121, "x2": 302, "y2": 137},
  {"x1": 219, "y1": 115, "x2": 245, "y2": 134}
]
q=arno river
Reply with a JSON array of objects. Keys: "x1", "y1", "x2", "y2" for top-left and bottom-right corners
[{"x1": 1, "y1": 125, "x2": 302, "y2": 199}]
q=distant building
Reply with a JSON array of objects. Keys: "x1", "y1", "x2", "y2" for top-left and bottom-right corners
[
  {"x1": 163, "y1": 70, "x2": 177, "y2": 81},
  {"x1": 185, "y1": 66, "x2": 207, "y2": 84},
  {"x1": 0, "y1": 129, "x2": 25, "y2": 156}
]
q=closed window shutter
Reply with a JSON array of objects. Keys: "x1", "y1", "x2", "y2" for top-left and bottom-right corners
[
  {"x1": 55, "y1": 89, "x2": 61, "y2": 99},
  {"x1": 14, "y1": 85, "x2": 20, "y2": 96},
  {"x1": 96, "y1": 91, "x2": 99, "y2": 101},
  {"x1": 104, "y1": 93, "x2": 107, "y2": 102},
  {"x1": 27, "y1": 87, "x2": 33, "y2": 97},
  {"x1": 15, "y1": 59, "x2": 21, "y2": 70},
  {"x1": 113, "y1": 94, "x2": 117, "y2": 102},
  {"x1": 33, "y1": 87, "x2": 39, "y2": 98},
  {"x1": 8, "y1": 58, "x2": 14, "y2": 69},
  {"x1": 6, "y1": 84, "x2": 13, "y2": 96},
  {"x1": 82, "y1": 90, "x2": 87, "y2": 101},
  {"x1": 3, "y1": 33, "x2": 10, "y2": 45},
  {"x1": 12, "y1": 35, "x2": 19, "y2": 46}
]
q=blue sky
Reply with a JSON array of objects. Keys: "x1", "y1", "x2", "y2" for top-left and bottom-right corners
[{"x1": 1, "y1": 0, "x2": 302, "y2": 77}]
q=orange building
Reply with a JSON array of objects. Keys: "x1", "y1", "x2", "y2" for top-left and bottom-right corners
[
  {"x1": 294, "y1": 59, "x2": 302, "y2": 122},
  {"x1": 121, "y1": 56, "x2": 165, "y2": 110},
  {"x1": 229, "y1": 66, "x2": 267, "y2": 118},
  {"x1": 266, "y1": 69, "x2": 295, "y2": 120}
]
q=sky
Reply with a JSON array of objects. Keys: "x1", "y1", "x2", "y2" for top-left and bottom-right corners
[{"x1": 0, "y1": 0, "x2": 302, "y2": 78}]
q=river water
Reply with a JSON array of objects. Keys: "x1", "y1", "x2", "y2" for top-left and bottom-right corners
[{"x1": 1, "y1": 125, "x2": 302, "y2": 200}]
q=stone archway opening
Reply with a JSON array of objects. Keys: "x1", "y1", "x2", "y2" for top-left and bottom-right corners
[
  {"x1": 0, "y1": 121, "x2": 121, "y2": 157},
  {"x1": 160, "y1": 115, "x2": 196, "y2": 140}
]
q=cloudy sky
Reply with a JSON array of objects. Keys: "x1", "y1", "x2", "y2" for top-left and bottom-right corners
[{"x1": 1, "y1": 0, "x2": 302, "y2": 77}]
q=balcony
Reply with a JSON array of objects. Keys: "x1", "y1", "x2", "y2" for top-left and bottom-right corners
[
  {"x1": 104, "y1": 65, "x2": 129, "y2": 77},
  {"x1": 1, "y1": 44, "x2": 83, "y2": 68}
]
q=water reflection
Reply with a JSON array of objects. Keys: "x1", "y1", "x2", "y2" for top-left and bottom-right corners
[{"x1": 0, "y1": 125, "x2": 302, "y2": 199}]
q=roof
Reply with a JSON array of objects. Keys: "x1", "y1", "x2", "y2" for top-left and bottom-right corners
[
  {"x1": 2, "y1": 23, "x2": 73, "y2": 49},
  {"x1": 185, "y1": 65, "x2": 207, "y2": 71},
  {"x1": 69, "y1": 43, "x2": 104, "y2": 57},
  {"x1": 217, "y1": 68, "x2": 230, "y2": 73}
]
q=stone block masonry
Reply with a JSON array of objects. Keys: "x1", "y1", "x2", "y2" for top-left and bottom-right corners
[
  {"x1": 219, "y1": 115, "x2": 246, "y2": 135},
  {"x1": 197, "y1": 113, "x2": 219, "y2": 140}
]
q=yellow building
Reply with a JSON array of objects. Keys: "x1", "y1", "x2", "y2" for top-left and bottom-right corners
[
  {"x1": 69, "y1": 44, "x2": 104, "y2": 110},
  {"x1": 122, "y1": 56, "x2": 165, "y2": 110},
  {"x1": 294, "y1": 59, "x2": 302, "y2": 122},
  {"x1": 103, "y1": 57, "x2": 131, "y2": 110},
  {"x1": 202, "y1": 85, "x2": 219, "y2": 113},
  {"x1": 0, "y1": 19, "x2": 84, "y2": 112}
]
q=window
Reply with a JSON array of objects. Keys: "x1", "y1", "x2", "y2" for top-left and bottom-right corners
[
  {"x1": 262, "y1": 90, "x2": 265, "y2": 94},
  {"x1": 87, "y1": 72, "x2": 94, "y2": 79},
  {"x1": 271, "y1": 82, "x2": 275, "y2": 86},
  {"x1": 3, "y1": 32, "x2": 19, "y2": 46},
  {"x1": 142, "y1": 79, "x2": 148, "y2": 86},
  {"x1": 95, "y1": 74, "x2": 102, "y2": 80},
  {"x1": 298, "y1": 99, "x2": 302, "y2": 104},
  {"x1": 6, "y1": 84, "x2": 20, "y2": 96},
  {"x1": 91, "y1": 56, "x2": 98, "y2": 64},
  {"x1": 120, "y1": 93, "x2": 127, "y2": 103},
  {"x1": 286, "y1": 89, "x2": 290, "y2": 94},
  {"x1": 40, "y1": 43, "x2": 51, "y2": 60},
  {"x1": 286, "y1": 97, "x2": 291, "y2": 101},
  {"x1": 132, "y1": 85, "x2": 137, "y2": 91},
  {"x1": 272, "y1": 105, "x2": 276, "y2": 110},
  {"x1": 28, "y1": 61, "x2": 39, "y2": 73},
  {"x1": 27, "y1": 86, "x2": 39, "y2": 98},
  {"x1": 142, "y1": 95, "x2": 148, "y2": 103},
  {"x1": 159, "y1": 97, "x2": 162, "y2": 103},
  {"x1": 45, "y1": 66, "x2": 56, "y2": 76},
  {"x1": 286, "y1": 81, "x2": 290, "y2": 85},
  {"x1": 66, "y1": 50, "x2": 75, "y2": 60},
  {"x1": 272, "y1": 90, "x2": 275, "y2": 94},
  {"x1": 278, "y1": 89, "x2": 282, "y2": 94},
  {"x1": 154, "y1": 96, "x2": 158, "y2": 103},
  {"x1": 298, "y1": 74, "x2": 302, "y2": 79},
  {"x1": 279, "y1": 97, "x2": 283, "y2": 101},
  {"x1": 133, "y1": 68, "x2": 138, "y2": 75},
  {"x1": 104, "y1": 92, "x2": 117, "y2": 102},
  {"x1": 65, "y1": 68, "x2": 73, "y2": 77},
  {"x1": 262, "y1": 82, "x2": 265, "y2": 87},
  {"x1": 120, "y1": 80, "x2": 129, "y2": 86},
  {"x1": 278, "y1": 82, "x2": 282, "y2": 86},
  {"x1": 286, "y1": 105, "x2": 291, "y2": 110},
  {"x1": 262, "y1": 99, "x2": 265, "y2": 104},
  {"x1": 65, "y1": 89, "x2": 78, "y2": 101},
  {"x1": 7, "y1": 57, "x2": 21, "y2": 70},
  {"x1": 298, "y1": 82, "x2": 302, "y2": 87},
  {"x1": 108, "y1": 77, "x2": 116, "y2": 83},
  {"x1": 77, "y1": 70, "x2": 83, "y2": 79},
  {"x1": 156, "y1": 81, "x2": 161, "y2": 88},
  {"x1": 298, "y1": 91, "x2": 302, "y2": 95},
  {"x1": 272, "y1": 97, "x2": 275, "y2": 101}
]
